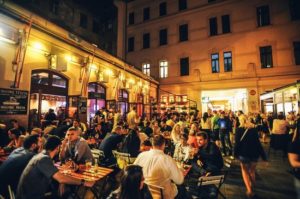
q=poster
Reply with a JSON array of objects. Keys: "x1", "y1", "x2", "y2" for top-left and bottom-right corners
[{"x1": 0, "y1": 88, "x2": 28, "y2": 115}]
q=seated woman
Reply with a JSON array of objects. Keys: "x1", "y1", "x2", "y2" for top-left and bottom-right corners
[
  {"x1": 173, "y1": 134, "x2": 192, "y2": 163},
  {"x1": 5, "y1": 128, "x2": 22, "y2": 151},
  {"x1": 171, "y1": 124, "x2": 182, "y2": 144},
  {"x1": 107, "y1": 165, "x2": 152, "y2": 199},
  {"x1": 121, "y1": 129, "x2": 141, "y2": 157}
]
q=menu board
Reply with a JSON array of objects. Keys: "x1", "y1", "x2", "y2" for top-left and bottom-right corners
[
  {"x1": 79, "y1": 97, "x2": 87, "y2": 114},
  {"x1": 0, "y1": 88, "x2": 28, "y2": 115}
]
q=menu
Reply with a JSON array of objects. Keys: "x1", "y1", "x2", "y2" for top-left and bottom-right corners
[{"x1": 0, "y1": 88, "x2": 28, "y2": 115}]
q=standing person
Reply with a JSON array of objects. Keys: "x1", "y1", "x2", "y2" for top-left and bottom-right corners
[
  {"x1": 44, "y1": 108, "x2": 57, "y2": 122},
  {"x1": 121, "y1": 129, "x2": 141, "y2": 158},
  {"x1": 218, "y1": 111, "x2": 233, "y2": 156},
  {"x1": 200, "y1": 112, "x2": 212, "y2": 136},
  {"x1": 16, "y1": 136, "x2": 95, "y2": 199},
  {"x1": 288, "y1": 117, "x2": 300, "y2": 199},
  {"x1": 134, "y1": 135, "x2": 184, "y2": 199},
  {"x1": 211, "y1": 111, "x2": 220, "y2": 147},
  {"x1": 127, "y1": 107, "x2": 138, "y2": 129},
  {"x1": 107, "y1": 165, "x2": 152, "y2": 199},
  {"x1": 234, "y1": 119, "x2": 267, "y2": 198}
]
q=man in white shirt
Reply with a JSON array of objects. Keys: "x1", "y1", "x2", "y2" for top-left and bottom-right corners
[
  {"x1": 127, "y1": 106, "x2": 138, "y2": 129},
  {"x1": 134, "y1": 135, "x2": 184, "y2": 199}
]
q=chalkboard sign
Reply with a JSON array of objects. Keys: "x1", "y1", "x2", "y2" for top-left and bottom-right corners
[
  {"x1": 79, "y1": 97, "x2": 87, "y2": 114},
  {"x1": 0, "y1": 88, "x2": 28, "y2": 115}
]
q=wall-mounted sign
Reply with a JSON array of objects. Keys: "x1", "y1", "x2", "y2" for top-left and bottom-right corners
[
  {"x1": 79, "y1": 97, "x2": 87, "y2": 114},
  {"x1": 0, "y1": 88, "x2": 28, "y2": 115},
  {"x1": 249, "y1": 90, "x2": 256, "y2": 96}
]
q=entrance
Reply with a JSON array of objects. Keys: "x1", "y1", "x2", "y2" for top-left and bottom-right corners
[
  {"x1": 201, "y1": 89, "x2": 248, "y2": 113},
  {"x1": 29, "y1": 69, "x2": 68, "y2": 128},
  {"x1": 88, "y1": 82, "x2": 106, "y2": 122}
]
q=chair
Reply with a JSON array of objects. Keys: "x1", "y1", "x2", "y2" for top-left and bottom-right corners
[
  {"x1": 8, "y1": 185, "x2": 15, "y2": 199},
  {"x1": 91, "y1": 149, "x2": 104, "y2": 165},
  {"x1": 198, "y1": 175, "x2": 226, "y2": 199},
  {"x1": 146, "y1": 183, "x2": 164, "y2": 199},
  {"x1": 112, "y1": 150, "x2": 136, "y2": 169}
]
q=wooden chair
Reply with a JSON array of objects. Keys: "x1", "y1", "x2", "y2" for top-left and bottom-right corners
[
  {"x1": 112, "y1": 150, "x2": 136, "y2": 169},
  {"x1": 198, "y1": 175, "x2": 226, "y2": 199},
  {"x1": 146, "y1": 183, "x2": 164, "y2": 199}
]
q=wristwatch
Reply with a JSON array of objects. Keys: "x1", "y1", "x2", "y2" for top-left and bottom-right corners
[{"x1": 80, "y1": 179, "x2": 85, "y2": 186}]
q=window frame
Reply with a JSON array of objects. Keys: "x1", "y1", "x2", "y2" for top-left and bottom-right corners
[
  {"x1": 143, "y1": 7, "x2": 150, "y2": 21},
  {"x1": 180, "y1": 57, "x2": 189, "y2": 76},
  {"x1": 178, "y1": 0, "x2": 187, "y2": 11},
  {"x1": 293, "y1": 41, "x2": 300, "y2": 65},
  {"x1": 128, "y1": 37, "x2": 135, "y2": 52},
  {"x1": 159, "y1": 28, "x2": 168, "y2": 46},
  {"x1": 159, "y1": 60, "x2": 168, "y2": 78},
  {"x1": 142, "y1": 63, "x2": 151, "y2": 76},
  {"x1": 211, "y1": 53, "x2": 220, "y2": 73},
  {"x1": 128, "y1": 12, "x2": 135, "y2": 25},
  {"x1": 221, "y1": 15, "x2": 231, "y2": 34},
  {"x1": 209, "y1": 17, "x2": 218, "y2": 36},
  {"x1": 179, "y1": 24, "x2": 188, "y2": 42},
  {"x1": 143, "y1": 33, "x2": 150, "y2": 49},
  {"x1": 80, "y1": 13, "x2": 88, "y2": 29},
  {"x1": 257, "y1": 5, "x2": 270, "y2": 27},
  {"x1": 223, "y1": 51, "x2": 232, "y2": 72},
  {"x1": 159, "y1": 2, "x2": 167, "y2": 16},
  {"x1": 259, "y1": 46, "x2": 273, "y2": 68}
]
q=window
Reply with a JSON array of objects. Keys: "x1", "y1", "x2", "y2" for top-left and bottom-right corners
[
  {"x1": 128, "y1": 37, "x2": 135, "y2": 52},
  {"x1": 92, "y1": 20, "x2": 99, "y2": 33},
  {"x1": 257, "y1": 5, "x2": 270, "y2": 27},
  {"x1": 159, "y1": 28, "x2": 168, "y2": 46},
  {"x1": 293, "y1": 41, "x2": 300, "y2": 65},
  {"x1": 143, "y1": 7, "x2": 150, "y2": 21},
  {"x1": 180, "y1": 57, "x2": 189, "y2": 76},
  {"x1": 50, "y1": 0, "x2": 59, "y2": 14},
  {"x1": 129, "y1": 12, "x2": 135, "y2": 25},
  {"x1": 209, "y1": 17, "x2": 218, "y2": 36},
  {"x1": 80, "y1": 13, "x2": 88, "y2": 29},
  {"x1": 160, "y1": 61, "x2": 168, "y2": 78},
  {"x1": 211, "y1": 53, "x2": 219, "y2": 73},
  {"x1": 260, "y1": 46, "x2": 273, "y2": 68},
  {"x1": 159, "y1": 2, "x2": 167, "y2": 16},
  {"x1": 222, "y1": 15, "x2": 230, "y2": 34},
  {"x1": 224, "y1": 51, "x2": 232, "y2": 72},
  {"x1": 142, "y1": 63, "x2": 151, "y2": 76},
  {"x1": 143, "y1": 33, "x2": 150, "y2": 49},
  {"x1": 289, "y1": 0, "x2": 300, "y2": 20},
  {"x1": 178, "y1": 0, "x2": 187, "y2": 11},
  {"x1": 179, "y1": 24, "x2": 188, "y2": 42}
]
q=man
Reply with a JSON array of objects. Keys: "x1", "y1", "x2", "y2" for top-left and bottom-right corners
[
  {"x1": 193, "y1": 132, "x2": 223, "y2": 176},
  {"x1": 211, "y1": 111, "x2": 220, "y2": 145},
  {"x1": 127, "y1": 106, "x2": 138, "y2": 129},
  {"x1": 59, "y1": 127, "x2": 94, "y2": 164},
  {"x1": 0, "y1": 135, "x2": 39, "y2": 198},
  {"x1": 98, "y1": 126, "x2": 123, "y2": 165},
  {"x1": 160, "y1": 119, "x2": 172, "y2": 134},
  {"x1": 10, "y1": 119, "x2": 26, "y2": 135},
  {"x1": 71, "y1": 119, "x2": 83, "y2": 135},
  {"x1": 218, "y1": 111, "x2": 233, "y2": 156},
  {"x1": 134, "y1": 135, "x2": 184, "y2": 199},
  {"x1": 87, "y1": 123, "x2": 106, "y2": 140},
  {"x1": 17, "y1": 136, "x2": 95, "y2": 199}
]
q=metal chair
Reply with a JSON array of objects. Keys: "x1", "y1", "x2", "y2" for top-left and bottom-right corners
[
  {"x1": 112, "y1": 150, "x2": 136, "y2": 169},
  {"x1": 8, "y1": 185, "x2": 15, "y2": 199},
  {"x1": 198, "y1": 175, "x2": 226, "y2": 199}
]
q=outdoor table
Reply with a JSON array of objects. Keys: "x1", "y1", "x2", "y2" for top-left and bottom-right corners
[{"x1": 57, "y1": 164, "x2": 113, "y2": 199}]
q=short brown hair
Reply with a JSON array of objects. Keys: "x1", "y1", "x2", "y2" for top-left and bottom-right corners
[{"x1": 151, "y1": 135, "x2": 165, "y2": 147}]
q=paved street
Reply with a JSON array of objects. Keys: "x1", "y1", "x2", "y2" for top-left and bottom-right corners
[{"x1": 221, "y1": 143, "x2": 296, "y2": 199}]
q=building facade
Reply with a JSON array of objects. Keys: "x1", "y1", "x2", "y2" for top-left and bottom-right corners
[
  {"x1": 120, "y1": 0, "x2": 300, "y2": 114},
  {"x1": 0, "y1": 1, "x2": 158, "y2": 128}
]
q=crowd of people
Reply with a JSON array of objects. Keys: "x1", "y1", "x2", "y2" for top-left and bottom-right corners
[{"x1": 0, "y1": 106, "x2": 299, "y2": 199}]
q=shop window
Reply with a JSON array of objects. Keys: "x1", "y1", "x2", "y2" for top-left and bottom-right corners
[
  {"x1": 257, "y1": 5, "x2": 270, "y2": 27},
  {"x1": 180, "y1": 57, "x2": 189, "y2": 76},
  {"x1": 142, "y1": 63, "x2": 151, "y2": 76},
  {"x1": 159, "y1": 2, "x2": 167, "y2": 16},
  {"x1": 129, "y1": 12, "x2": 135, "y2": 25},
  {"x1": 211, "y1": 53, "x2": 219, "y2": 73},
  {"x1": 178, "y1": 0, "x2": 187, "y2": 11},
  {"x1": 222, "y1": 15, "x2": 230, "y2": 34},
  {"x1": 224, "y1": 51, "x2": 232, "y2": 72},
  {"x1": 159, "y1": 28, "x2": 168, "y2": 46},
  {"x1": 143, "y1": 33, "x2": 150, "y2": 49},
  {"x1": 260, "y1": 46, "x2": 273, "y2": 68},
  {"x1": 209, "y1": 17, "x2": 218, "y2": 36},
  {"x1": 52, "y1": 75, "x2": 67, "y2": 88},
  {"x1": 179, "y1": 24, "x2": 188, "y2": 42},
  {"x1": 80, "y1": 13, "x2": 88, "y2": 29},
  {"x1": 143, "y1": 7, "x2": 150, "y2": 21},
  {"x1": 159, "y1": 60, "x2": 168, "y2": 78},
  {"x1": 289, "y1": 0, "x2": 300, "y2": 20},
  {"x1": 293, "y1": 41, "x2": 300, "y2": 65},
  {"x1": 31, "y1": 72, "x2": 49, "y2": 85},
  {"x1": 128, "y1": 37, "x2": 135, "y2": 52}
]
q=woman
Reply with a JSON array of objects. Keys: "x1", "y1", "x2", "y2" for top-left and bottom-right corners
[
  {"x1": 200, "y1": 112, "x2": 212, "y2": 136},
  {"x1": 234, "y1": 119, "x2": 267, "y2": 198},
  {"x1": 187, "y1": 122, "x2": 199, "y2": 148},
  {"x1": 107, "y1": 165, "x2": 152, "y2": 199},
  {"x1": 151, "y1": 121, "x2": 160, "y2": 136},
  {"x1": 171, "y1": 123, "x2": 181, "y2": 144},
  {"x1": 173, "y1": 134, "x2": 192, "y2": 163}
]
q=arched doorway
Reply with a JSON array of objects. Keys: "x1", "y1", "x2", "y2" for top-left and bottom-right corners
[
  {"x1": 29, "y1": 69, "x2": 68, "y2": 128},
  {"x1": 87, "y1": 82, "x2": 106, "y2": 122}
]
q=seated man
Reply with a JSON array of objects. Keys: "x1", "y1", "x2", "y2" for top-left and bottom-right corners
[
  {"x1": 192, "y1": 132, "x2": 223, "y2": 176},
  {"x1": 59, "y1": 127, "x2": 94, "y2": 164},
  {"x1": 17, "y1": 136, "x2": 95, "y2": 199},
  {"x1": 134, "y1": 135, "x2": 184, "y2": 199},
  {"x1": 98, "y1": 126, "x2": 123, "y2": 165},
  {"x1": 0, "y1": 135, "x2": 39, "y2": 198}
]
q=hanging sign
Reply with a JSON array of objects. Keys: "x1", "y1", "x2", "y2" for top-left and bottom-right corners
[{"x1": 0, "y1": 88, "x2": 28, "y2": 115}]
